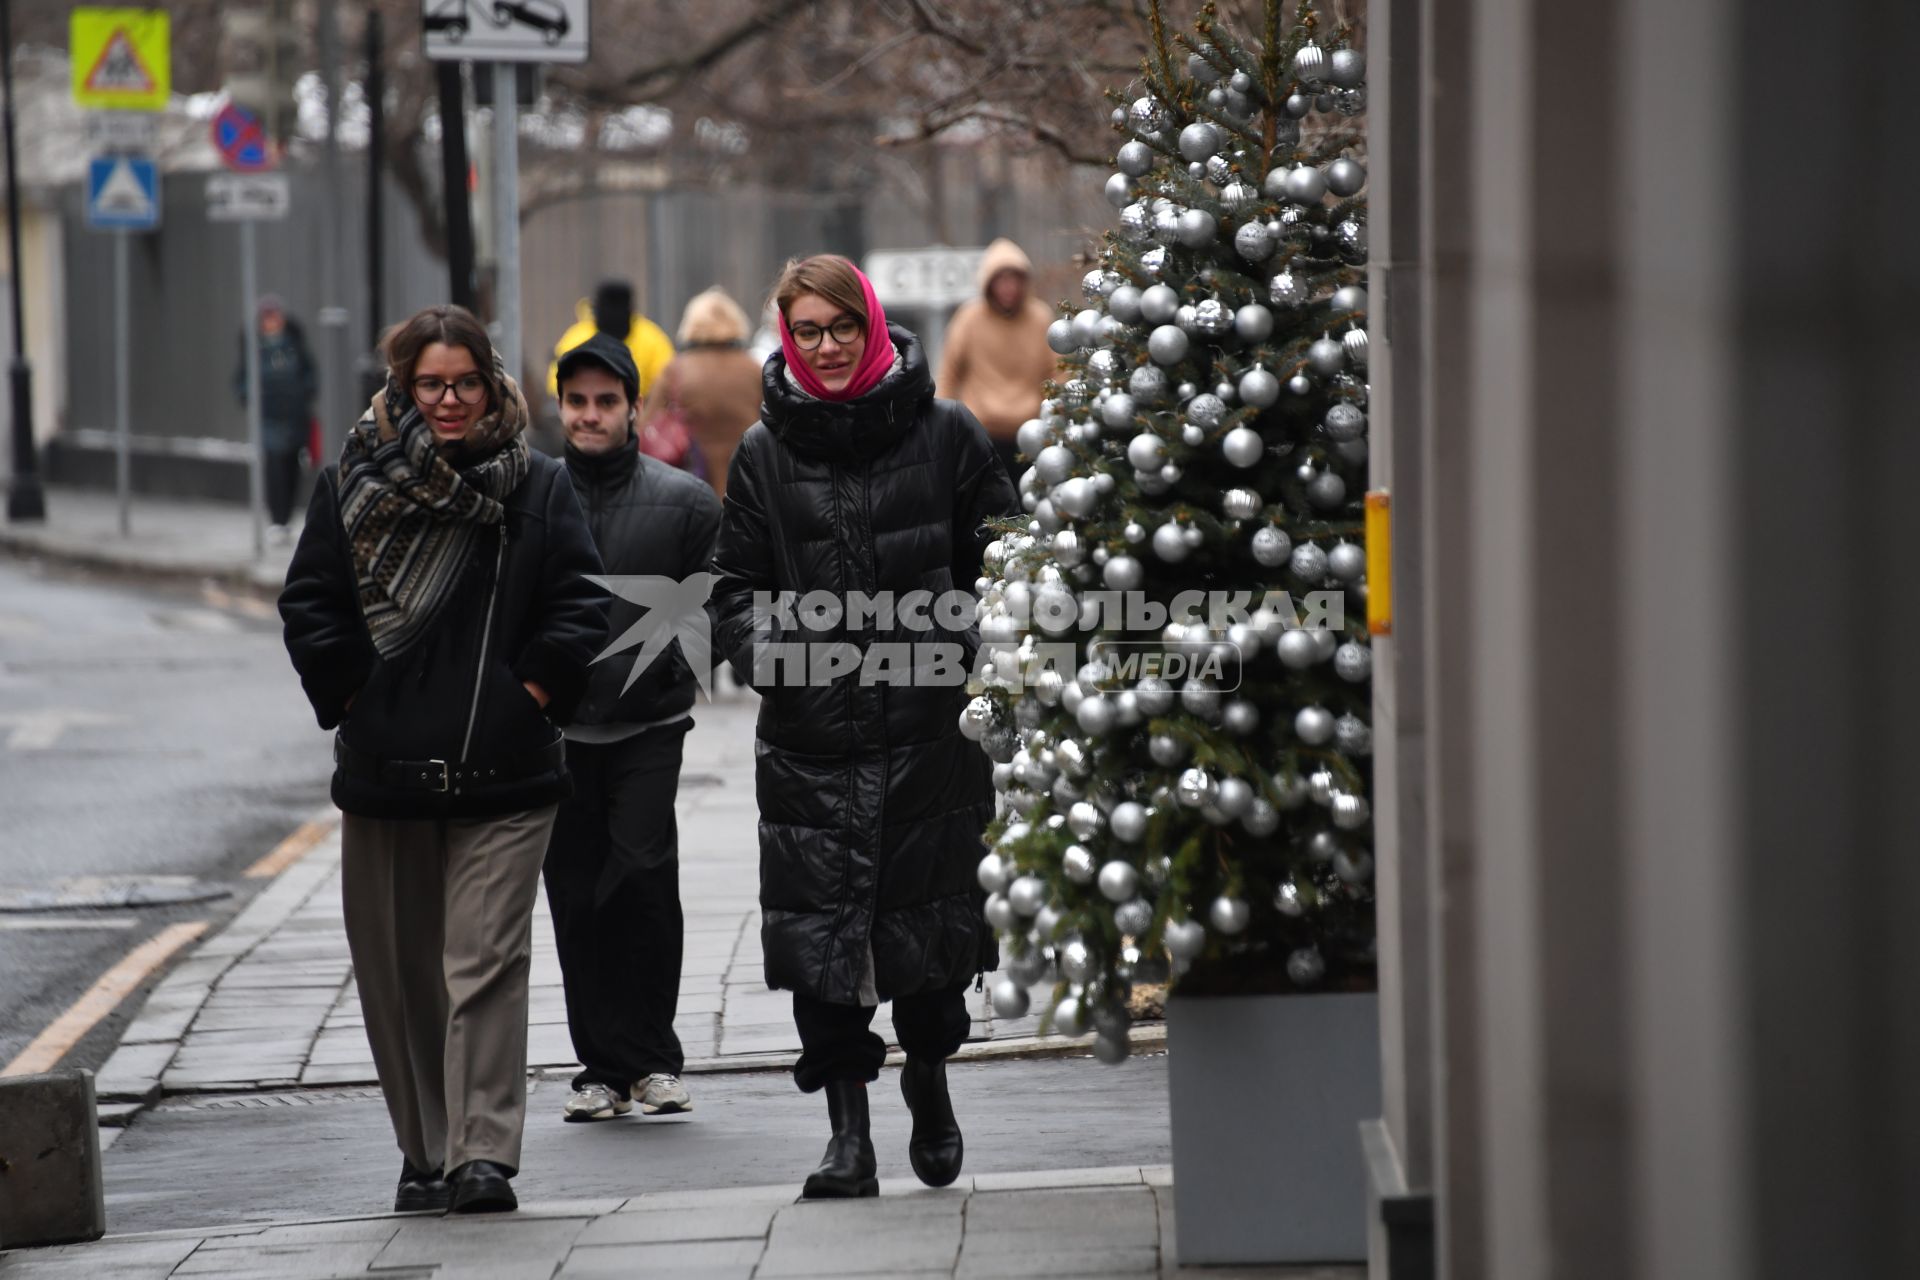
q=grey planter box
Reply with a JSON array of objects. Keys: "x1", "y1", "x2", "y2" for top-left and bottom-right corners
[{"x1": 1167, "y1": 991, "x2": 1380, "y2": 1265}]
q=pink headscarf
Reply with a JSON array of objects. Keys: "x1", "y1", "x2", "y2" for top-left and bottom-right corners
[{"x1": 777, "y1": 263, "x2": 899, "y2": 403}]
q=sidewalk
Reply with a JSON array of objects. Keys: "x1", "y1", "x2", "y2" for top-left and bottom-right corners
[
  {"x1": 0, "y1": 487, "x2": 295, "y2": 596},
  {"x1": 90, "y1": 696, "x2": 1128, "y2": 1114},
  {"x1": 0, "y1": 1165, "x2": 1355, "y2": 1279}
]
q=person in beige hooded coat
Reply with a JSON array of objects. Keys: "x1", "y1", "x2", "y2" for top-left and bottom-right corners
[{"x1": 936, "y1": 238, "x2": 1058, "y2": 482}]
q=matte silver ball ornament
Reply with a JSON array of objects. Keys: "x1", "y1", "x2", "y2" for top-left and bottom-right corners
[
  {"x1": 1052, "y1": 995, "x2": 1089, "y2": 1037},
  {"x1": 1148, "y1": 733, "x2": 1187, "y2": 766},
  {"x1": 1285, "y1": 165, "x2": 1329, "y2": 203},
  {"x1": 1277, "y1": 628, "x2": 1320, "y2": 670},
  {"x1": 1053, "y1": 477, "x2": 1098, "y2": 521},
  {"x1": 1133, "y1": 677, "x2": 1174, "y2": 717},
  {"x1": 1295, "y1": 706, "x2": 1336, "y2": 745},
  {"x1": 1176, "y1": 208, "x2": 1217, "y2": 249},
  {"x1": 1239, "y1": 365, "x2": 1282, "y2": 408},
  {"x1": 1327, "y1": 156, "x2": 1367, "y2": 196},
  {"x1": 1215, "y1": 777, "x2": 1255, "y2": 818},
  {"x1": 1103, "y1": 554, "x2": 1144, "y2": 591},
  {"x1": 1033, "y1": 444, "x2": 1075, "y2": 486},
  {"x1": 1329, "y1": 541, "x2": 1367, "y2": 581},
  {"x1": 1102, "y1": 393, "x2": 1137, "y2": 429},
  {"x1": 1223, "y1": 426, "x2": 1265, "y2": 468},
  {"x1": 1007, "y1": 875, "x2": 1048, "y2": 917},
  {"x1": 1104, "y1": 173, "x2": 1133, "y2": 209},
  {"x1": 1071, "y1": 309, "x2": 1102, "y2": 349},
  {"x1": 1107, "y1": 286, "x2": 1144, "y2": 326},
  {"x1": 1287, "y1": 947, "x2": 1327, "y2": 987},
  {"x1": 1046, "y1": 319, "x2": 1078, "y2": 355},
  {"x1": 1309, "y1": 471, "x2": 1349, "y2": 510},
  {"x1": 1308, "y1": 336, "x2": 1347, "y2": 376},
  {"x1": 1098, "y1": 859, "x2": 1139, "y2": 903},
  {"x1": 1329, "y1": 47, "x2": 1366, "y2": 87},
  {"x1": 1148, "y1": 324, "x2": 1190, "y2": 366},
  {"x1": 984, "y1": 892, "x2": 1016, "y2": 930},
  {"x1": 1335, "y1": 641, "x2": 1373, "y2": 682},
  {"x1": 1330, "y1": 284, "x2": 1368, "y2": 315},
  {"x1": 1336, "y1": 850, "x2": 1375, "y2": 884},
  {"x1": 1178, "y1": 121, "x2": 1221, "y2": 162},
  {"x1": 1110, "y1": 801, "x2": 1149, "y2": 844},
  {"x1": 1127, "y1": 432, "x2": 1167, "y2": 472},
  {"x1": 1123, "y1": 521, "x2": 1147, "y2": 545},
  {"x1": 1116, "y1": 139, "x2": 1154, "y2": 177},
  {"x1": 1060, "y1": 939, "x2": 1094, "y2": 984},
  {"x1": 1234, "y1": 303, "x2": 1274, "y2": 343},
  {"x1": 991, "y1": 979, "x2": 1030, "y2": 1019},
  {"x1": 977, "y1": 852, "x2": 1012, "y2": 893},
  {"x1": 1152, "y1": 522, "x2": 1191, "y2": 563},
  {"x1": 1139, "y1": 284, "x2": 1180, "y2": 324},
  {"x1": 1209, "y1": 895, "x2": 1252, "y2": 935},
  {"x1": 1182, "y1": 424, "x2": 1206, "y2": 447},
  {"x1": 1291, "y1": 541, "x2": 1330, "y2": 581},
  {"x1": 1324, "y1": 402, "x2": 1367, "y2": 442},
  {"x1": 1094, "y1": 1032, "x2": 1130, "y2": 1065},
  {"x1": 1244, "y1": 797, "x2": 1280, "y2": 837},
  {"x1": 1286, "y1": 92, "x2": 1313, "y2": 117},
  {"x1": 1164, "y1": 918, "x2": 1207, "y2": 960},
  {"x1": 1075, "y1": 694, "x2": 1116, "y2": 736},
  {"x1": 1289, "y1": 373, "x2": 1314, "y2": 396}
]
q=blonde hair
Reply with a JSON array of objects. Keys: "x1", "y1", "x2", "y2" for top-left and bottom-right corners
[
  {"x1": 767, "y1": 255, "x2": 867, "y2": 328},
  {"x1": 677, "y1": 287, "x2": 751, "y2": 347}
]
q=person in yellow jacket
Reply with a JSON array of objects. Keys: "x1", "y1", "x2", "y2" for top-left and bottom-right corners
[{"x1": 547, "y1": 281, "x2": 675, "y2": 402}]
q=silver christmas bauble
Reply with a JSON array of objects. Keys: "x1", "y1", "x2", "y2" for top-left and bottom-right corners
[
  {"x1": 1075, "y1": 694, "x2": 1116, "y2": 736},
  {"x1": 977, "y1": 852, "x2": 1012, "y2": 893},
  {"x1": 1269, "y1": 269, "x2": 1308, "y2": 308},
  {"x1": 1209, "y1": 895, "x2": 1251, "y2": 935},
  {"x1": 1176, "y1": 208, "x2": 1217, "y2": 249},
  {"x1": 1055, "y1": 737, "x2": 1091, "y2": 778},
  {"x1": 1329, "y1": 47, "x2": 1365, "y2": 87},
  {"x1": 1330, "y1": 284, "x2": 1368, "y2": 315},
  {"x1": 1102, "y1": 393, "x2": 1138, "y2": 430},
  {"x1": 1332, "y1": 791, "x2": 1372, "y2": 830},
  {"x1": 1285, "y1": 165, "x2": 1329, "y2": 204},
  {"x1": 1052, "y1": 995, "x2": 1089, "y2": 1037},
  {"x1": 1293, "y1": 42, "x2": 1326, "y2": 81},
  {"x1": 1337, "y1": 436, "x2": 1369, "y2": 465},
  {"x1": 1139, "y1": 283, "x2": 1180, "y2": 324},
  {"x1": 991, "y1": 761, "x2": 1016, "y2": 791},
  {"x1": 1295, "y1": 706, "x2": 1336, "y2": 745},
  {"x1": 984, "y1": 892, "x2": 1016, "y2": 930},
  {"x1": 1327, "y1": 156, "x2": 1367, "y2": 196},
  {"x1": 1289, "y1": 373, "x2": 1314, "y2": 396},
  {"x1": 1116, "y1": 138, "x2": 1154, "y2": 177},
  {"x1": 1148, "y1": 733, "x2": 1187, "y2": 766},
  {"x1": 1324, "y1": 402, "x2": 1368, "y2": 442},
  {"x1": 1244, "y1": 798, "x2": 1280, "y2": 837},
  {"x1": 1111, "y1": 899, "x2": 1153, "y2": 941},
  {"x1": 1152, "y1": 201, "x2": 1182, "y2": 239},
  {"x1": 1251, "y1": 525, "x2": 1292, "y2": 567},
  {"x1": 1223, "y1": 426, "x2": 1265, "y2": 468},
  {"x1": 1114, "y1": 690, "x2": 1143, "y2": 727},
  {"x1": 959, "y1": 695, "x2": 995, "y2": 741},
  {"x1": 1287, "y1": 947, "x2": 1327, "y2": 986},
  {"x1": 1222, "y1": 698, "x2": 1260, "y2": 736},
  {"x1": 1094, "y1": 1033, "x2": 1130, "y2": 1065},
  {"x1": 1175, "y1": 303, "x2": 1199, "y2": 334},
  {"x1": 1277, "y1": 627, "x2": 1320, "y2": 669},
  {"x1": 1109, "y1": 801, "x2": 1149, "y2": 843},
  {"x1": 1343, "y1": 327, "x2": 1370, "y2": 366},
  {"x1": 1033, "y1": 668, "x2": 1067, "y2": 707},
  {"x1": 1222, "y1": 487, "x2": 1263, "y2": 520},
  {"x1": 1338, "y1": 219, "x2": 1369, "y2": 260},
  {"x1": 1239, "y1": 366, "x2": 1282, "y2": 408},
  {"x1": 1007, "y1": 875, "x2": 1048, "y2": 917},
  {"x1": 1205, "y1": 155, "x2": 1234, "y2": 187},
  {"x1": 1071, "y1": 309, "x2": 1102, "y2": 349},
  {"x1": 1123, "y1": 521, "x2": 1147, "y2": 545},
  {"x1": 1188, "y1": 48, "x2": 1223, "y2": 83},
  {"x1": 1129, "y1": 95, "x2": 1170, "y2": 133},
  {"x1": 1148, "y1": 324, "x2": 1190, "y2": 366},
  {"x1": 1186, "y1": 392, "x2": 1227, "y2": 429},
  {"x1": 1176, "y1": 767, "x2": 1216, "y2": 808},
  {"x1": 1335, "y1": 713, "x2": 1373, "y2": 755},
  {"x1": 1103, "y1": 554, "x2": 1144, "y2": 591},
  {"x1": 1061, "y1": 844, "x2": 1097, "y2": 886},
  {"x1": 1134, "y1": 676, "x2": 1174, "y2": 716},
  {"x1": 1181, "y1": 676, "x2": 1222, "y2": 720},
  {"x1": 1046, "y1": 318, "x2": 1078, "y2": 355},
  {"x1": 1193, "y1": 299, "x2": 1233, "y2": 335},
  {"x1": 1054, "y1": 476, "x2": 1098, "y2": 520},
  {"x1": 1060, "y1": 939, "x2": 1094, "y2": 984},
  {"x1": 1178, "y1": 121, "x2": 1220, "y2": 161},
  {"x1": 1291, "y1": 541, "x2": 1330, "y2": 581},
  {"x1": 1309, "y1": 471, "x2": 1349, "y2": 510},
  {"x1": 1286, "y1": 92, "x2": 1313, "y2": 117},
  {"x1": 1221, "y1": 181, "x2": 1258, "y2": 212},
  {"x1": 1104, "y1": 173, "x2": 1133, "y2": 209},
  {"x1": 1309, "y1": 769, "x2": 1337, "y2": 807},
  {"x1": 1016, "y1": 418, "x2": 1051, "y2": 459},
  {"x1": 991, "y1": 979, "x2": 1030, "y2": 1019},
  {"x1": 1262, "y1": 165, "x2": 1292, "y2": 200},
  {"x1": 1234, "y1": 221, "x2": 1276, "y2": 262},
  {"x1": 1033, "y1": 444, "x2": 1075, "y2": 486},
  {"x1": 1126, "y1": 432, "x2": 1167, "y2": 472},
  {"x1": 1335, "y1": 641, "x2": 1373, "y2": 682},
  {"x1": 1120, "y1": 201, "x2": 1152, "y2": 243},
  {"x1": 1164, "y1": 917, "x2": 1207, "y2": 960},
  {"x1": 1328, "y1": 541, "x2": 1367, "y2": 581},
  {"x1": 1005, "y1": 945, "x2": 1047, "y2": 984},
  {"x1": 1182, "y1": 424, "x2": 1206, "y2": 447},
  {"x1": 1274, "y1": 880, "x2": 1305, "y2": 916},
  {"x1": 1034, "y1": 903, "x2": 1065, "y2": 941},
  {"x1": 1215, "y1": 777, "x2": 1255, "y2": 818},
  {"x1": 1129, "y1": 365, "x2": 1170, "y2": 403},
  {"x1": 1308, "y1": 336, "x2": 1346, "y2": 376},
  {"x1": 1336, "y1": 850, "x2": 1375, "y2": 884},
  {"x1": 1097, "y1": 859, "x2": 1139, "y2": 903},
  {"x1": 1152, "y1": 522, "x2": 1190, "y2": 563},
  {"x1": 1140, "y1": 247, "x2": 1168, "y2": 276},
  {"x1": 1086, "y1": 348, "x2": 1122, "y2": 382},
  {"x1": 1275, "y1": 771, "x2": 1310, "y2": 809},
  {"x1": 1234, "y1": 303, "x2": 1274, "y2": 343}
]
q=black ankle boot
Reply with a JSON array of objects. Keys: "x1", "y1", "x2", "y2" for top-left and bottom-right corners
[
  {"x1": 802, "y1": 1079, "x2": 878, "y2": 1199},
  {"x1": 900, "y1": 1057, "x2": 964, "y2": 1188},
  {"x1": 394, "y1": 1159, "x2": 450, "y2": 1213}
]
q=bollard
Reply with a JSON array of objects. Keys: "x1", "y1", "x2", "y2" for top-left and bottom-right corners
[{"x1": 0, "y1": 1068, "x2": 107, "y2": 1248}]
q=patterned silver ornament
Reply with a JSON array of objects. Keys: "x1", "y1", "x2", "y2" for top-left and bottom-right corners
[
  {"x1": 1222, "y1": 426, "x2": 1265, "y2": 468},
  {"x1": 1086, "y1": 348, "x2": 1122, "y2": 382},
  {"x1": 1221, "y1": 181, "x2": 1258, "y2": 212},
  {"x1": 1338, "y1": 219, "x2": 1369, "y2": 260},
  {"x1": 1175, "y1": 303, "x2": 1199, "y2": 334},
  {"x1": 1327, "y1": 157, "x2": 1366, "y2": 196},
  {"x1": 1335, "y1": 641, "x2": 1373, "y2": 682},
  {"x1": 1239, "y1": 365, "x2": 1282, "y2": 408},
  {"x1": 1046, "y1": 318, "x2": 1078, "y2": 355},
  {"x1": 1141, "y1": 247, "x2": 1168, "y2": 276},
  {"x1": 1268, "y1": 270, "x2": 1308, "y2": 308},
  {"x1": 1033, "y1": 668, "x2": 1066, "y2": 707},
  {"x1": 1152, "y1": 201, "x2": 1183, "y2": 240},
  {"x1": 1187, "y1": 393, "x2": 1228, "y2": 428},
  {"x1": 1152, "y1": 522, "x2": 1191, "y2": 563},
  {"x1": 1193, "y1": 299, "x2": 1233, "y2": 335},
  {"x1": 1287, "y1": 947, "x2": 1327, "y2": 986},
  {"x1": 1140, "y1": 284, "x2": 1180, "y2": 324},
  {"x1": 1295, "y1": 706, "x2": 1336, "y2": 745},
  {"x1": 1335, "y1": 713, "x2": 1374, "y2": 755},
  {"x1": 1205, "y1": 154, "x2": 1234, "y2": 186},
  {"x1": 1234, "y1": 303, "x2": 1274, "y2": 343},
  {"x1": 1222, "y1": 487, "x2": 1263, "y2": 520},
  {"x1": 1209, "y1": 895, "x2": 1251, "y2": 935},
  {"x1": 1309, "y1": 471, "x2": 1349, "y2": 510},
  {"x1": 1134, "y1": 676, "x2": 1174, "y2": 716},
  {"x1": 1061, "y1": 844, "x2": 1097, "y2": 886},
  {"x1": 1343, "y1": 327, "x2": 1370, "y2": 366},
  {"x1": 1129, "y1": 365, "x2": 1170, "y2": 403},
  {"x1": 1293, "y1": 42, "x2": 1327, "y2": 81},
  {"x1": 959, "y1": 695, "x2": 995, "y2": 740},
  {"x1": 1234, "y1": 221, "x2": 1276, "y2": 262},
  {"x1": 1060, "y1": 938, "x2": 1094, "y2": 984},
  {"x1": 1120, "y1": 201, "x2": 1152, "y2": 243},
  {"x1": 1148, "y1": 324, "x2": 1190, "y2": 366},
  {"x1": 1329, "y1": 47, "x2": 1365, "y2": 87},
  {"x1": 1244, "y1": 797, "x2": 1280, "y2": 837},
  {"x1": 991, "y1": 979, "x2": 1030, "y2": 1019},
  {"x1": 1308, "y1": 336, "x2": 1346, "y2": 375},
  {"x1": 1176, "y1": 767, "x2": 1216, "y2": 808},
  {"x1": 1181, "y1": 677, "x2": 1222, "y2": 719},
  {"x1": 1114, "y1": 898, "x2": 1154, "y2": 937},
  {"x1": 1328, "y1": 541, "x2": 1366, "y2": 581},
  {"x1": 1324, "y1": 402, "x2": 1367, "y2": 442},
  {"x1": 1274, "y1": 880, "x2": 1305, "y2": 917},
  {"x1": 1331, "y1": 791, "x2": 1372, "y2": 830},
  {"x1": 1308, "y1": 769, "x2": 1337, "y2": 807},
  {"x1": 1251, "y1": 525, "x2": 1292, "y2": 567},
  {"x1": 1116, "y1": 139, "x2": 1154, "y2": 177},
  {"x1": 1110, "y1": 801, "x2": 1149, "y2": 843},
  {"x1": 1104, "y1": 173, "x2": 1133, "y2": 209},
  {"x1": 1178, "y1": 121, "x2": 1221, "y2": 161},
  {"x1": 1097, "y1": 859, "x2": 1139, "y2": 903},
  {"x1": 1129, "y1": 95, "x2": 1170, "y2": 133}
]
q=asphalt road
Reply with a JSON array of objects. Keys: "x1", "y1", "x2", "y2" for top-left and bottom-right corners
[
  {"x1": 104, "y1": 1053, "x2": 1173, "y2": 1235},
  {"x1": 0, "y1": 558, "x2": 332, "y2": 1074}
]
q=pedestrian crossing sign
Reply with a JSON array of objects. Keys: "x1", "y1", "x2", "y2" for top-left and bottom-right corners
[
  {"x1": 86, "y1": 154, "x2": 161, "y2": 231},
  {"x1": 71, "y1": 8, "x2": 171, "y2": 111}
]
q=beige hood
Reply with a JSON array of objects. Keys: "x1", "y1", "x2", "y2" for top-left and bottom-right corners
[{"x1": 976, "y1": 238, "x2": 1035, "y2": 301}]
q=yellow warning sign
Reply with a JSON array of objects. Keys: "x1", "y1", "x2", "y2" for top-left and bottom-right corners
[{"x1": 71, "y1": 8, "x2": 170, "y2": 111}]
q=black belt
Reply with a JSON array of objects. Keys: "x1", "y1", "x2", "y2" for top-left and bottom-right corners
[{"x1": 333, "y1": 735, "x2": 567, "y2": 794}]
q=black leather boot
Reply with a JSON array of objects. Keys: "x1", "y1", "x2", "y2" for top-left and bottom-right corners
[
  {"x1": 900, "y1": 1057, "x2": 964, "y2": 1188},
  {"x1": 447, "y1": 1160, "x2": 518, "y2": 1214},
  {"x1": 393, "y1": 1159, "x2": 450, "y2": 1213},
  {"x1": 802, "y1": 1079, "x2": 878, "y2": 1199}
]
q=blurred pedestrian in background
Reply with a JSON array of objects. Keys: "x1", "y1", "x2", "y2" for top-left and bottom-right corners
[
  {"x1": 548, "y1": 280, "x2": 675, "y2": 405},
  {"x1": 935, "y1": 238, "x2": 1058, "y2": 483},
  {"x1": 546, "y1": 332, "x2": 721, "y2": 1125},
  {"x1": 640, "y1": 287, "x2": 763, "y2": 495},
  {"x1": 234, "y1": 294, "x2": 318, "y2": 542},
  {"x1": 280, "y1": 304, "x2": 607, "y2": 1217},
  {"x1": 708, "y1": 254, "x2": 1018, "y2": 1200}
]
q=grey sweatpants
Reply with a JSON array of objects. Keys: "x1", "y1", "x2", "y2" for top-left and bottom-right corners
[{"x1": 340, "y1": 804, "x2": 557, "y2": 1176}]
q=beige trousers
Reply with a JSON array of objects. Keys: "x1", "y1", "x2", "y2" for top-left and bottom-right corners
[{"x1": 340, "y1": 804, "x2": 557, "y2": 1176}]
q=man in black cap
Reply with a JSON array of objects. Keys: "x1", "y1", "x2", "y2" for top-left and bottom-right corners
[{"x1": 546, "y1": 332, "x2": 722, "y2": 1123}]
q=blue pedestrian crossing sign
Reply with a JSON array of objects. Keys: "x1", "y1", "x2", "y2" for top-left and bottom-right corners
[{"x1": 86, "y1": 154, "x2": 161, "y2": 231}]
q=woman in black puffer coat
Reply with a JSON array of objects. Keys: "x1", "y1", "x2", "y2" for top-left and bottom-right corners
[{"x1": 708, "y1": 255, "x2": 1018, "y2": 1199}]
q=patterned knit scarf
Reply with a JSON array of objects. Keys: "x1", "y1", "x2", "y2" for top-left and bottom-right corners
[{"x1": 336, "y1": 358, "x2": 532, "y2": 658}]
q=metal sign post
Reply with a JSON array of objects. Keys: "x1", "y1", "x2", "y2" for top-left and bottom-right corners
[
  {"x1": 85, "y1": 152, "x2": 160, "y2": 536},
  {"x1": 240, "y1": 220, "x2": 264, "y2": 557},
  {"x1": 113, "y1": 231, "x2": 129, "y2": 535},
  {"x1": 491, "y1": 62, "x2": 521, "y2": 378}
]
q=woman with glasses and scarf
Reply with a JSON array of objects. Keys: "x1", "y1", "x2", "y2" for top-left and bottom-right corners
[
  {"x1": 708, "y1": 255, "x2": 1019, "y2": 1199},
  {"x1": 280, "y1": 305, "x2": 607, "y2": 1216}
]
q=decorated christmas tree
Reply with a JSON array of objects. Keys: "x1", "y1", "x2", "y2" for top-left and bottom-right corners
[{"x1": 959, "y1": 0, "x2": 1375, "y2": 1062}]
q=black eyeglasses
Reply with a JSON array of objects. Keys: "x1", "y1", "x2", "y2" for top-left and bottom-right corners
[
  {"x1": 413, "y1": 374, "x2": 489, "y2": 405},
  {"x1": 789, "y1": 316, "x2": 864, "y2": 351}
]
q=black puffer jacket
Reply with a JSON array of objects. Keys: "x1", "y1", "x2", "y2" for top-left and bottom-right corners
[
  {"x1": 563, "y1": 438, "x2": 722, "y2": 727},
  {"x1": 280, "y1": 451, "x2": 608, "y2": 820},
  {"x1": 708, "y1": 326, "x2": 1020, "y2": 1005}
]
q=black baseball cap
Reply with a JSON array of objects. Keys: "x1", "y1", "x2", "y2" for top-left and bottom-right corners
[{"x1": 555, "y1": 331, "x2": 640, "y2": 402}]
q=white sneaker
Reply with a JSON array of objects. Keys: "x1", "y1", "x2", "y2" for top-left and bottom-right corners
[
  {"x1": 563, "y1": 1082, "x2": 632, "y2": 1122},
  {"x1": 636, "y1": 1073, "x2": 692, "y2": 1115}
]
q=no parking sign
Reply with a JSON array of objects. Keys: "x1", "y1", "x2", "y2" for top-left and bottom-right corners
[{"x1": 211, "y1": 102, "x2": 273, "y2": 172}]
